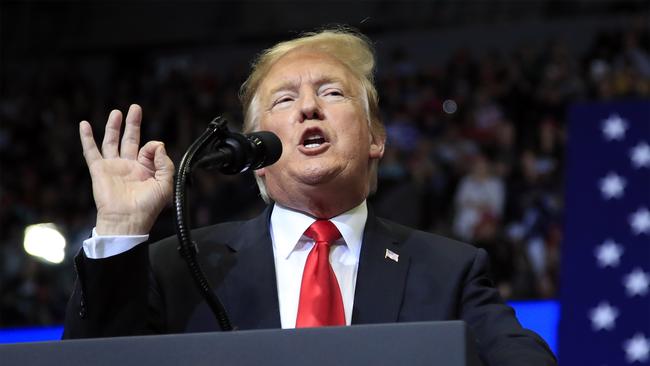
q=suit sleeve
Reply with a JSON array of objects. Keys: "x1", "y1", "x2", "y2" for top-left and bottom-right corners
[
  {"x1": 62, "y1": 243, "x2": 165, "y2": 338},
  {"x1": 460, "y1": 248, "x2": 557, "y2": 366}
]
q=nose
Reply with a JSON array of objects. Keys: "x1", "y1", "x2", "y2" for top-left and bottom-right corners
[{"x1": 298, "y1": 92, "x2": 323, "y2": 122}]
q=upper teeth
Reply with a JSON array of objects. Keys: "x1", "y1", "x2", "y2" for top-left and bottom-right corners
[{"x1": 304, "y1": 134, "x2": 325, "y2": 148}]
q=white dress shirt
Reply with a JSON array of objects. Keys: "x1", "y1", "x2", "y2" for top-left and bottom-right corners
[
  {"x1": 83, "y1": 228, "x2": 149, "y2": 259},
  {"x1": 82, "y1": 201, "x2": 368, "y2": 329},
  {"x1": 270, "y1": 201, "x2": 366, "y2": 328}
]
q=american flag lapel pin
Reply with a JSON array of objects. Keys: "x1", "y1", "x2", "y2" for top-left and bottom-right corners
[{"x1": 385, "y1": 248, "x2": 399, "y2": 262}]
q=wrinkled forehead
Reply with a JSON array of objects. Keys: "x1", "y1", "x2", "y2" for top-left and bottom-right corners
[{"x1": 257, "y1": 49, "x2": 360, "y2": 97}]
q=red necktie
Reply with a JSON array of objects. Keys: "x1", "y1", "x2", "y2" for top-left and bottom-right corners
[{"x1": 295, "y1": 220, "x2": 345, "y2": 327}]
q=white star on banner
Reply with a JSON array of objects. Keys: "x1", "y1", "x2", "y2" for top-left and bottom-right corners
[
  {"x1": 595, "y1": 239, "x2": 624, "y2": 268},
  {"x1": 630, "y1": 141, "x2": 650, "y2": 169},
  {"x1": 602, "y1": 114, "x2": 628, "y2": 141},
  {"x1": 623, "y1": 268, "x2": 650, "y2": 297},
  {"x1": 589, "y1": 301, "x2": 619, "y2": 331},
  {"x1": 623, "y1": 333, "x2": 650, "y2": 363},
  {"x1": 599, "y1": 172, "x2": 627, "y2": 199},
  {"x1": 629, "y1": 207, "x2": 650, "y2": 235}
]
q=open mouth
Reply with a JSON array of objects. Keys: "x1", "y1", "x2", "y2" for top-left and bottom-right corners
[
  {"x1": 301, "y1": 128, "x2": 329, "y2": 149},
  {"x1": 303, "y1": 134, "x2": 326, "y2": 148}
]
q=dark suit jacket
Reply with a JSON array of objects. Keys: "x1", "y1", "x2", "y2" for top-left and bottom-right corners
[{"x1": 63, "y1": 205, "x2": 556, "y2": 366}]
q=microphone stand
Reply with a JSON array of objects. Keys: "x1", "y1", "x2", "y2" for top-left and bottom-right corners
[{"x1": 174, "y1": 116, "x2": 234, "y2": 331}]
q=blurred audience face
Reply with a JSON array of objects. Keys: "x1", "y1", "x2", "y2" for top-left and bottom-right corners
[{"x1": 471, "y1": 154, "x2": 490, "y2": 180}]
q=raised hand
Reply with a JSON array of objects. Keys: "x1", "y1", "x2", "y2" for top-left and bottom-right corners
[{"x1": 79, "y1": 104, "x2": 174, "y2": 235}]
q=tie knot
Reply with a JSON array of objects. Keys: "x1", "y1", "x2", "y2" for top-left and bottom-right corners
[{"x1": 304, "y1": 220, "x2": 341, "y2": 244}]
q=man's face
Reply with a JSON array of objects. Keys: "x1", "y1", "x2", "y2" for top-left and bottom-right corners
[{"x1": 255, "y1": 50, "x2": 384, "y2": 211}]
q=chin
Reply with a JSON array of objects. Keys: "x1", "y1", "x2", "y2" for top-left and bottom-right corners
[
  {"x1": 297, "y1": 172, "x2": 337, "y2": 186},
  {"x1": 296, "y1": 164, "x2": 342, "y2": 186}
]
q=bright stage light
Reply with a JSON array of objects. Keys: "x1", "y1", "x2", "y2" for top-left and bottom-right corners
[{"x1": 23, "y1": 223, "x2": 66, "y2": 264}]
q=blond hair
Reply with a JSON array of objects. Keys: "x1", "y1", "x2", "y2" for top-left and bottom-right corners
[{"x1": 239, "y1": 28, "x2": 385, "y2": 202}]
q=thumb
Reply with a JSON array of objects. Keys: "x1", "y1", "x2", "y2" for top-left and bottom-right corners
[{"x1": 154, "y1": 143, "x2": 175, "y2": 184}]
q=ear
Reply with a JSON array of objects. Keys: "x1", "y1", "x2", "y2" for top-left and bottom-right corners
[
  {"x1": 255, "y1": 167, "x2": 266, "y2": 178},
  {"x1": 369, "y1": 133, "x2": 385, "y2": 160}
]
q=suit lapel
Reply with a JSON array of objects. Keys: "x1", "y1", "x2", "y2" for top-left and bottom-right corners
[
  {"x1": 198, "y1": 205, "x2": 410, "y2": 329},
  {"x1": 216, "y1": 206, "x2": 282, "y2": 330},
  {"x1": 352, "y1": 208, "x2": 410, "y2": 324}
]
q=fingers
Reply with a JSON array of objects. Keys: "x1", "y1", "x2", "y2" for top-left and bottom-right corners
[
  {"x1": 102, "y1": 109, "x2": 123, "y2": 159},
  {"x1": 79, "y1": 121, "x2": 102, "y2": 166},
  {"x1": 138, "y1": 141, "x2": 175, "y2": 196},
  {"x1": 137, "y1": 141, "x2": 163, "y2": 173},
  {"x1": 120, "y1": 104, "x2": 142, "y2": 160}
]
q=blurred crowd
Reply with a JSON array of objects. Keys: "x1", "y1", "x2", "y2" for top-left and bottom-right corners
[{"x1": 1, "y1": 24, "x2": 649, "y2": 327}]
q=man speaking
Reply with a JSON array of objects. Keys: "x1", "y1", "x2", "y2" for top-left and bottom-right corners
[{"x1": 63, "y1": 28, "x2": 557, "y2": 365}]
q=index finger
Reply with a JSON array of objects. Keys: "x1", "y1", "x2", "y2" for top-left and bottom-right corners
[{"x1": 79, "y1": 121, "x2": 102, "y2": 166}]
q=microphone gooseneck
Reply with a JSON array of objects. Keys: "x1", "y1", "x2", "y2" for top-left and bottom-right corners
[{"x1": 174, "y1": 116, "x2": 282, "y2": 331}]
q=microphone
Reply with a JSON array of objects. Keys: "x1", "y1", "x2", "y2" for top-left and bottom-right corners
[
  {"x1": 175, "y1": 119, "x2": 279, "y2": 331},
  {"x1": 194, "y1": 131, "x2": 282, "y2": 174}
]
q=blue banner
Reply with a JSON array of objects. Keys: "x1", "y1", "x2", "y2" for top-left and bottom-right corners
[{"x1": 561, "y1": 100, "x2": 650, "y2": 364}]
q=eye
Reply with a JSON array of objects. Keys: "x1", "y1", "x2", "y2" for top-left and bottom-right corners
[
  {"x1": 272, "y1": 96, "x2": 294, "y2": 107},
  {"x1": 322, "y1": 89, "x2": 344, "y2": 98}
]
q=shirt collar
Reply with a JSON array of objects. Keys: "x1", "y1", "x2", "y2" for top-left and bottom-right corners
[{"x1": 270, "y1": 201, "x2": 367, "y2": 261}]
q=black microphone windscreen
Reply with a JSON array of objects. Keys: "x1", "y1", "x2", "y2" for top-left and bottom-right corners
[{"x1": 247, "y1": 131, "x2": 282, "y2": 169}]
